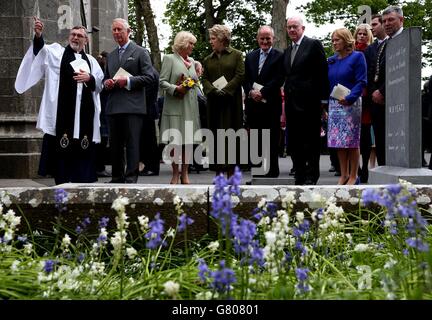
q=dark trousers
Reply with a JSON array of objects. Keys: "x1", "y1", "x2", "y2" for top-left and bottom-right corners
[
  {"x1": 109, "y1": 114, "x2": 143, "y2": 183},
  {"x1": 248, "y1": 108, "x2": 280, "y2": 177},
  {"x1": 359, "y1": 123, "x2": 372, "y2": 181},
  {"x1": 140, "y1": 115, "x2": 160, "y2": 173},
  {"x1": 371, "y1": 103, "x2": 386, "y2": 166},
  {"x1": 287, "y1": 110, "x2": 321, "y2": 184}
]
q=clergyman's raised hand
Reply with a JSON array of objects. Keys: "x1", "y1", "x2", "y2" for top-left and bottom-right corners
[{"x1": 33, "y1": 16, "x2": 44, "y2": 38}]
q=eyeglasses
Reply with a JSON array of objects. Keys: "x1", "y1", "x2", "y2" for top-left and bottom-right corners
[{"x1": 70, "y1": 32, "x2": 86, "y2": 39}]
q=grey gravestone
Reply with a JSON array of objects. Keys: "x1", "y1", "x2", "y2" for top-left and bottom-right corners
[
  {"x1": 0, "y1": 0, "x2": 128, "y2": 178},
  {"x1": 369, "y1": 27, "x2": 432, "y2": 184}
]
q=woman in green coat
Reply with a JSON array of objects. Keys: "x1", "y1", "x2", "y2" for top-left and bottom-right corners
[
  {"x1": 160, "y1": 31, "x2": 201, "y2": 184},
  {"x1": 202, "y1": 24, "x2": 245, "y2": 178}
]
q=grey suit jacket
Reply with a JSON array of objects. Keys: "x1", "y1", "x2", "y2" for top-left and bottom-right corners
[{"x1": 105, "y1": 41, "x2": 154, "y2": 115}]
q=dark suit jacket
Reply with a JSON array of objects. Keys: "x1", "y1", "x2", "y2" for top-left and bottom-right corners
[
  {"x1": 283, "y1": 36, "x2": 329, "y2": 114},
  {"x1": 243, "y1": 47, "x2": 284, "y2": 125},
  {"x1": 105, "y1": 41, "x2": 154, "y2": 115},
  {"x1": 370, "y1": 39, "x2": 387, "y2": 98}
]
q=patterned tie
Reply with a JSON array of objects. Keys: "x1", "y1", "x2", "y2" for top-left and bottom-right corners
[
  {"x1": 119, "y1": 47, "x2": 125, "y2": 61},
  {"x1": 290, "y1": 43, "x2": 298, "y2": 66},
  {"x1": 258, "y1": 51, "x2": 268, "y2": 74}
]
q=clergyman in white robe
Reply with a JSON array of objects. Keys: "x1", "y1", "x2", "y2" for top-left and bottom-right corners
[{"x1": 15, "y1": 37, "x2": 104, "y2": 184}]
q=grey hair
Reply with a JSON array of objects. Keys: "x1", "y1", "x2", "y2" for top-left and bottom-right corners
[
  {"x1": 287, "y1": 16, "x2": 304, "y2": 26},
  {"x1": 172, "y1": 31, "x2": 197, "y2": 53},
  {"x1": 208, "y1": 24, "x2": 231, "y2": 46},
  {"x1": 257, "y1": 25, "x2": 275, "y2": 37},
  {"x1": 112, "y1": 18, "x2": 130, "y2": 30},
  {"x1": 382, "y1": 5, "x2": 403, "y2": 17}
]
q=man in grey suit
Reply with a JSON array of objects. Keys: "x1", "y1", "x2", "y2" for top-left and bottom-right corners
[{"x1": 104, "y1": 18, "x2": 154, "y2": 183}]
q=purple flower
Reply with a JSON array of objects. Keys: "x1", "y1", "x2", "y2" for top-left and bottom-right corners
[
  {"x1": 98, "y1": 217, "x2": 109, "y2": 229},
  {"x1": 227, "y1": 166, "x2": 242, "y2": 196},
  {"x1": 75, "y1": 217, "x2": 91, "y2": 235},
  {"x1": 295, "y1": 268, "x2": 310, "y2": 293},
  {"x1": 406, "y1": 238, "x2": 429, "y2": 252},
  {"x1": 17, "y1": 236, "x2": 27, "y2": 243},
  {"x1": 43, "y1": 260, "x2": 56, "y2": 273},
  {"x1": 54, "y1": 189, "x2": 68, "y2": 213},
  {"x1": 177, "y1": 213, "x2": 194, "y2": 233},
  {"x1": 77, "y1": 253, "x2": 85, "y2": 263},
  {"x1": 198, "y1": 258, "x2": 209, "y2": 283},
  {"x1": 145, "y1": 213, "x2": 166, "y2": 249},
  {"x1": 232, "y1": 219, "x2": 257, "y2": 255},
  {"x1": 209, "y1": 260, "x2": 237, "y2": 294}
]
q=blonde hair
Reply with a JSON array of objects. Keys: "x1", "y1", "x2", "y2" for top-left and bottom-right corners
[
  {"x1": 172, "y1": 31, "x2": 197, "y2": 53},
  {"x1": 331, "y1": 27, "x2": 355, "y2": 52},
  {"x1": 208, "y1": 24, "x2": 231, "y2": 46},
  {"x1": 354, "y1": 23, "x2": 373, "y2": 45}
]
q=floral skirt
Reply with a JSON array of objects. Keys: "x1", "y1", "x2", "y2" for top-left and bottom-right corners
[{"x1": 327, "y1": 98, "x2": 362, "y2": 148}]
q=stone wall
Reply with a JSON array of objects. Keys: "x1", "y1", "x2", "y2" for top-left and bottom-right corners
[
  {"x1": 0, "y1": 0, "x2": 127, "y2": 178},
  {"x1": 2, "y1": 185, "x2": 432, "y2": 241}
]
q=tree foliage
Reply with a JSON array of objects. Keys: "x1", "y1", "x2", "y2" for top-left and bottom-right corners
[
  {"x1": 300, "y1": 0, "x2": 432, "y2": 68},
  {"x1": 164, "y1": 0, "x2": 272, "y2": 61}
]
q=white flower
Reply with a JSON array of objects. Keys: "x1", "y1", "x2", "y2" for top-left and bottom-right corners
[
  {"x1": 163, "y1": 280, "x2": 180, "y2": 297},
  {"x1": 10, "y1": 260, "x2": 20, "y2": 273},
  {"x1": 166, "y1": 228, "x2": 175, "y2": 238},
  {"x1": 138, "y1": 215, "x2": 149, "y2": 233},
  {"x1": 265, "y1": 231, "x2": 276, "y2": 246},
  {"x1": 111, "y1": 196, "x2": 129, "y2": 213},
  {"x1": 173, "y1": 196, "x2": 182, "y2": 206},
  {"x1": 126, "y1": 247, "x2": 138, "y2": 259},
  {"x1": 354, "y1": 244, "x2": 371, "y2": 252},
  {"x1": 384, "y1": 258, "x2": 397, "y2": 269},
  {"x1": 207, "y1": 241, "x2": 219, "y2": 252},
  {"x1": 23, "y1": 243, "x2": 33, "y2": 255},
  {"x1": 296, "y1": 211, "x2": 304, "y2": 223},
  {"x1": 196, "y1": 291, "x2": 214, "y2": 300},
  {"x1": 257, "y1": 198, "x2": 266, "y2": 209},
  {"x1": 61, "y1": 234, "x2": 71, "y2": 249},
  {"x1": 29, "y1": 198, "x2": 39, "y2": 208}
]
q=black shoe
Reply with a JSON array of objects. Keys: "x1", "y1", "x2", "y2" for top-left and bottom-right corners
[
  {"x1": 139, "y1": 170, "x2": 159, "y2": 176},
  {"x1": 304, "y1": 179, "x2": 316, "y2": 185},
  {"x1": 289, "y1": 168, "x2": 296, "y2": 176},
  {"x1": 329, "y1": 166, "x2": 336, "y2": 172}
]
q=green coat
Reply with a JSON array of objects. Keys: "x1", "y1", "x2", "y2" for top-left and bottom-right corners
[
  {"x1": 159, "y1": 53, "x2": 201, "y2": 145},
  {"x1": 202, "y1": 47, "x2": 245, "y2": 169}
]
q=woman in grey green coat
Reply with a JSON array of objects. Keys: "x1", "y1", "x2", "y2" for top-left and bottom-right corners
[
  {"x1": 202, "y1": 24, "x2": 245, "y2": 178},
  {"x1": 160, "y1": 31, "x2": 201, "y2": 184}
]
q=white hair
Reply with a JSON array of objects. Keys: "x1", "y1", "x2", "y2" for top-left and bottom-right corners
[{"x1": 112, "y1": 18, "x2": 130, "y2": 30}]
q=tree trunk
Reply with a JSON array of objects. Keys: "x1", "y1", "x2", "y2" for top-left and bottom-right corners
[
  {"x1": 133, "y1": 0, "x2": 145, "y2": 47},
  {"x1": 271, "y1": 0, "x2": 289, "y2": 50},
  {"x1": 141, "y1": 0, "x2": 162, "y2": 71}
]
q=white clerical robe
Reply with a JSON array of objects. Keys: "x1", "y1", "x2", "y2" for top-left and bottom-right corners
[{"x1": 15, "y1": 43, "x2": 104, "y2": 143}]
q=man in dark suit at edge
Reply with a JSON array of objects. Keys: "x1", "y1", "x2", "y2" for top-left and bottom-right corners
[
  {"x1": 104, "y1": 18, "x2": 154, "y2": 183},
  {"x1": 243, "y1": 25, "x2": 284, "y2": 178},
  {"x1": 283, "y1": 16, "x2": 329, "y2": 185}
]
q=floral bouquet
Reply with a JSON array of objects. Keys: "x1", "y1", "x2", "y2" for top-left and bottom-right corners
[{"x1": 174, "y1": 74, "x2": 199, "y2": 99}]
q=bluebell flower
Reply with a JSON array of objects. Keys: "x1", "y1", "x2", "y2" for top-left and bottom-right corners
[
  {"x1": 43, "y1": 260, "x2": 56, "y2": 273},
  {"x1": 228, "y1": 166, "x2": 242, "y2": 196},
  {"x1": 198, "y1": 258, "x2": 209, "y2": 283},
  {"x1": 145, "y1": 213, "x2": 166, "y2": 249},
  {"x1": 17, "y1": 236, "x2": 27, "y2": 243},
  {"x1": 209, "y1": 260, "x2": 237, "y2": 294},
  {"x1": 75, "y1": 216, "x2": 91, "y2": 235},
  {"x1": 406, "y1": 238, "x2": 429, "y2": 252},
  {"x1": 77, "y1": 253, "x2": 85, "y2": 263},
  {"x1": 295, "y1": 268, "x2": 310, "y2": 293},
  {"x1": 177, "y1": 213, "x2": 194, "y2": 233},
  {"x1": 98, "y1": 217, "x2": 109, "y2": 229},
  {"x1": 54, "y1": 189, "x2": 68, "y2": 213},
  {"x1": 387, "y1": 184, "x2": 402, "y2": 196},
  {"x1": 232, "y1": 219, "x2": 257, "y2": 255}
]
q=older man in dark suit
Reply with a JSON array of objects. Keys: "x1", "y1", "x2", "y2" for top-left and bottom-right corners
[
  {"x1": 243, "y1": 26, "x2": 284, "y2": 177},
  {"x1": 283, "y1": 16, "x2": 329, "y2": 185},
  {"x1": 104, "y1": 18, "x2": 154, "y2": 183},
  {"x1": 371, "y1": 6, "x2": 404, "y2": 166}
]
